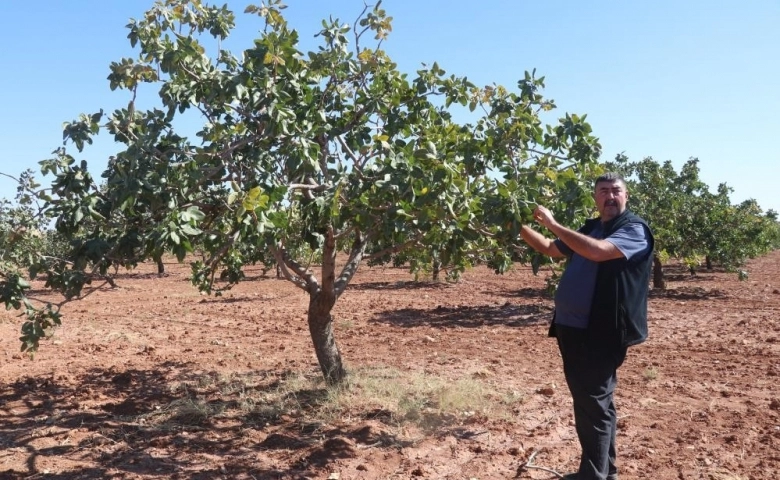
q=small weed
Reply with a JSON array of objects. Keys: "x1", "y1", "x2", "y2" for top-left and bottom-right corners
[
  {"x1": 643, "y1": 366, "x2": 659, "y2": 381},
  {"x1": 708, "y1": 468, "x2": 748, "y2": 480},
  {"x1": 167, "y1": 397, "x2": 222, "y2": 425},
  {"x1": 138, "y1": 395, "x2": 224, "y2": 428},
  {"x1": 337, "y1": 319, "x2": 355, "y2": 330},
  {"x1": 196, "y1": 373, "x2": 216, "y2": 389},
  {"x1": 106, "y1": 331, "x2": 134, "y2": 343}
]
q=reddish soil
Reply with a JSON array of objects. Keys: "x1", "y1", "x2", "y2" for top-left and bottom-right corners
[{"x1": 1, "y1": 251, "x2": 779, "y2": 479}]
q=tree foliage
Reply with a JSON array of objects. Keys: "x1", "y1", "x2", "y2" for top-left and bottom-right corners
[
  {"x1": 3, "y1": 0, "x2": 603, "y2": 383},
  {"x1": 606, "y1": 154, "x2": 779, "y2": 288},
  {"x1": 0, "y1": 171, "x2": 73, "y2": 352}
]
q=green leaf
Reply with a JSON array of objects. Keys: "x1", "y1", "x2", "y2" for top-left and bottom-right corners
[
  {"x1": 185, "y1": 206, "x2": 205, "y2": 222},
  {"x1": 181, "y1": 224, "x2": 202, "y2": 235}
]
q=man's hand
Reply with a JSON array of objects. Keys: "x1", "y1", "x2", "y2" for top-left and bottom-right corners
[
  {"x1": 520, "y1": 204, "x2": 565, "y2": 259},
  {"x1": 533, "y1": 205, "x2": 557, "y2": 230}
]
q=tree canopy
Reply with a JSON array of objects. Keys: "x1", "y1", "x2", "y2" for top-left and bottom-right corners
[
  {"x1": 606, "y1": 154, "x2": 780, "y2": 288},
  {"x1": 1, "y1": 0, "x2": 602, "y2": 384}
]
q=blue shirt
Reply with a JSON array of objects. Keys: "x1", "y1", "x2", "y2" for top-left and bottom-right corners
[{"x1": 553, "y1": 221, "x2": 650, "y2": 329}]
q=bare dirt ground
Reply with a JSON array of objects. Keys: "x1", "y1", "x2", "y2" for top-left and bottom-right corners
[{"x1": 1, "y1": 250, "x2": 779, "y2": 479}]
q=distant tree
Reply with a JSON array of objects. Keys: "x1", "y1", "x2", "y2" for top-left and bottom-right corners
[
  {"x1": 606, "y1": 154, "x2": 778, "y2": 288},
  {"x1": 4, "y1": 0, "x2": 601, "y2": 384},
  {"x1": 0, "y1": 170, "x2": 70, "y2": 347},
  {"x1": 1, "y1": 196, "x2": 46, "y2": 271}
]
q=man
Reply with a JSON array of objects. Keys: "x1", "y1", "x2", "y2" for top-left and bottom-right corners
[{"x1": 520, "y1": 172, "x2": 654, "y2": 480}]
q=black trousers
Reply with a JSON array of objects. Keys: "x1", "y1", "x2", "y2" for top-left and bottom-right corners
[{"x1": 555, "y1": 324, "x2": 627, "y2": 480}]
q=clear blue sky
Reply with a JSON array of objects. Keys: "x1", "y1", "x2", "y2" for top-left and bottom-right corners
[{"x1": 1, "y1": 0, "x2": 778, "y2": 213}]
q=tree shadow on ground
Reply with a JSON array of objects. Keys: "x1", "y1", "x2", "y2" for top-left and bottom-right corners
[
  {"x1": 195, "y1": 290, "x2": 300, "y2": 304},
  {"x1": 501, "y1": 287, "x2": 549, "y2": 299},
  {"x1": 371, "y1": 302, "x2": 552, "y2": 329},
  {"x1": 664, "y1": 273, "x2": 716, "y2": 282},
  {"x1": 349, "y1": 280, "x2": 453, "y2": 292},
  {"x1": 649, "y1": 286, "x2": 728, "y2": 301},
  {"x1": 0, "y1": 362, "x2": 409, "y2": 479}
]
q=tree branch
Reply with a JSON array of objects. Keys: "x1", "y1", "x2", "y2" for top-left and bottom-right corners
[
  {"x1": 333, "y1": 224, "x2": 355, "y2": 241},
  {"x1": 335, "y1": 134, "x2": 361, "y2": 165},
  {"x1": 288, "y1": 182, "x2": 328, "y2": 192},
  {"x1": 363, "y1": 235, "x2": 423, "y2": 262},
  {"x1": 317, "y1": 134, "x2": 330, "y2": 181},
  {"x1": 272, "y1": 242, "x2": 318, "y2": 292},
  {"x1": 218, "y1": 133, "x2": 264, "y2": 161},
  {"x1": 320, "y1": 224, "x2": 337, "y2": 297},
  {"x1": 525, "y1": 147, "x2": 571, "y2": 162},
  {"x1": 0, "y1": 171, "x2": 19, "y2": 183},
  {"x1": 334, "y1": 231, "x2": 367, "y2": 298},
  {"x1": 351, "y1": 3, "x2": 372, "y2": 53}
]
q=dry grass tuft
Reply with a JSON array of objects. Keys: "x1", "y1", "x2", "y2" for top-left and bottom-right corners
[
  {"x1": 707, "y1": 468, "x2": 748, "y2": 480},
  {"x1": 317, "y1": 366, "x2": 523, "y2": 430},
  {"x1": 148, "y1": 366, "x2": 524, "y2": 432},
  {"x1": 643, "y1": 366, "x2": 659, "y2": 381}
]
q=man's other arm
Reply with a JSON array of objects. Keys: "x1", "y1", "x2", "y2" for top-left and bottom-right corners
[
  {"x1": 532, "y1": 206, "x2": 624, "y2": 262},
  {"x1": 551, "y1": 225, "x2": 624, "y2": 262},
  {"x1": 520, "y1": 225, "x2": 565, "y2": 259}
]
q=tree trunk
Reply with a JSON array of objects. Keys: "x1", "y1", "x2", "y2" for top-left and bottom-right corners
[
  {"x1": 277, "y1": 225, "x2": 359, "y2": 386},
  {"x1": 155, "y1": 256, "x2": 165, "y2": 275},
  {"x1": 705, "y1": 255, "x2": 713, "y2": 270},
  {"x1": 432, "y1": 258, "x2": 441, "y2": 281},
  {"x1": 307, "y1": 293, "x2": 347, "y2": 385},
  {"x1": 652, "y1": 254, "x2": 666, "y2": 290}
]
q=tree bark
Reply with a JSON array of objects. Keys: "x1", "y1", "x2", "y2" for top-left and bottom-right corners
[
  {"x1": 304, "y1": 224, "x2": 352, "y2": 386},
  {"x1": 652, "y1": 254, "x2": 666, "y2": 290},
  {"x1": 277, "y1": 227, "x2": 363, "y2": 386},
  {"x1": 307, "y1": 292, "x2": 346, "y2": 385}
]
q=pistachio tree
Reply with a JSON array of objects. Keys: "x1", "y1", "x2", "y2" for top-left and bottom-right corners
[
  {"x1": 606, "y1": 154, "x2": 779, "y2": 288},
  {"x1": 6, "y1": 0, "x2": 601, "y2": 384}
]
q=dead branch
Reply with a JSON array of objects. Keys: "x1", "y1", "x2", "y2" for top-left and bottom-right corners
[{"x1": 514, "y1": 449, "x2": 564, "y2": 478}]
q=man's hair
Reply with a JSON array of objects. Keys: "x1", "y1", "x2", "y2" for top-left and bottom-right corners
[{"x1": 594, "y1": 172, "x2": 626, "y2": 188}]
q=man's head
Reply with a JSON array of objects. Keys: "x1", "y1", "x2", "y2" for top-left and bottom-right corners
[{"x1": 594, "y1": 172, "x2": 628, "y2": 222}]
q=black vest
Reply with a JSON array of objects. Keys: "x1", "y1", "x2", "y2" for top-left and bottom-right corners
[{"x1": 550, "y1": 210, "x2": 655, "y2": 350}]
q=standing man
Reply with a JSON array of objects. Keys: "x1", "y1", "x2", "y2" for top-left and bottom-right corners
[{"x1": 520, "y1": 172, "x2": 654, "y2": 480}]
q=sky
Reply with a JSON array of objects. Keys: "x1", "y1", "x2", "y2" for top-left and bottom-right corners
[{"x1": 1, "y1": 0, "x2": 778, "y2": 214}]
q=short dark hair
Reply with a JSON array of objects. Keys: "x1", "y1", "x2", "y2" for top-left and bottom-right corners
[{"x1": 594, "y1": 172, "x2": 626, "y2": 188}]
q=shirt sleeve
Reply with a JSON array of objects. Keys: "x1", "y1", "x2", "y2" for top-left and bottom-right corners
[
  {"x1": 553, "y1": 238, "x2": 573, "y2": 257},
  {"x1": 554, "y1": 221, "x2": 599, "y2": 257},
  {"x1": 605, "y1": 222, "x2": 650, "y2": 260}
]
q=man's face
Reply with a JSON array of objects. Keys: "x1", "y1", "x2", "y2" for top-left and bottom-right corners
[{"x1": 594, "y1": 180, "x2": 628, "y2": 221}]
